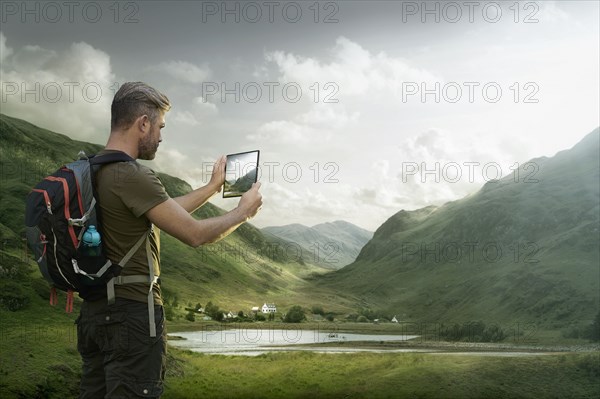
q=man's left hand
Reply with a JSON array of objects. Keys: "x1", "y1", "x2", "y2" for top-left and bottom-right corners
[{"x1": 208, "y1": 155, "x2": 226, "y2": 193}]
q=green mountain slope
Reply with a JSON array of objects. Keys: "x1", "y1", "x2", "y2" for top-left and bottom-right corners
[
  {"x1": 0, "y1": 113, "x2": 330, "y2": 316},
  {"x1": 263, "y1": 221, "x2": 373, "y2": 269},
  {"x1": 319, "y1": 128, "x2": 600, "y2": 328}
]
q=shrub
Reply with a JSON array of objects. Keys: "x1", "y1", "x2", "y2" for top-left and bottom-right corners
[
  {"x1": 284, "y1": 305, "x2": 305, "y2": 323},
  {"x1": 204, "y1": 301, "x2": 223, "y2": 321},
  {"x1": 439, "y1": 321, "x2": 507, "y2": 343},
  {"x1": 357, "y1": 316, "x2": 368, "y2": 323},
  {"x1": 185, "y1": 311, "x2": 195, "y2": 322}
]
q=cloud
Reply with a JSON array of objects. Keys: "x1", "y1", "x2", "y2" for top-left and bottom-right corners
[
  {"x1": 297, "y1": 104, "x2": 359, "y2": 129},
  {"x1": 265, "y1": 36, "x2": 440, "y2": 101},
  {"x1": 0, "y1": 32, "x2": 13, "y2": 63},
  {"x1": 171, "y1": 97, "x2": 218, "y2": 127},
  {"x1": 538, "y1": 1, "x2": 570, "y2": 23},
  {"x1": 0, "y1": 33, "x2": 115, "y2": 142},
  {"x1": 148, "y1": 60, "x2": 211, "y2": 84},
  {"x1": 193, "y1": 96, "x2": 218, "y2": 114},
  {"x1": 243, "y1": 37, "x2": 448, "y2": 228},
  {"x1": 172, "y1": 110, "x2": 201, "y2": 127},
  {"x1": 248, "y1": 119, "x2": 319, "y2": 144},
  {"x1": 255, "y1": 183, "x2": 349, "y2": 227},
  {"x1": 150, "y1": 146, "x2": 212, "y2": 189},
  {"x1": 247, "y1": 103, "x2": 358, "y2": 147}
]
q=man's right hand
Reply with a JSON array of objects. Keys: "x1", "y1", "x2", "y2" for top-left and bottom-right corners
[{"x1": 237, "y1": 182, "x2": 263, "y2": 221}]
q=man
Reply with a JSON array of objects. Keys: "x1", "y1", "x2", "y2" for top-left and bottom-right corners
[{"x1": 76, "y1": 81, "x2": 262, "y2": 398}]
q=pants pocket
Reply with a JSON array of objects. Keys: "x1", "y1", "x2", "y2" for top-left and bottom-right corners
[{"x1": 95, "y1": 310, "x2": 128, "y2": 356}]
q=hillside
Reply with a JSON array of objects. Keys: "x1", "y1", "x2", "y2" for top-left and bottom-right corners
[
  {"x1": 0, "y1": 113, "x2": 336, "y2": 316},
  {"x1": 263, "y1": 221, "x2": 373, "y2": 269},
  {"x1": 319, "y1": 128, "x2": 600, "y2": 329}
]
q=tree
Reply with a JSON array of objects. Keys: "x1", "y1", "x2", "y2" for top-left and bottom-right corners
[
  {"x1": 185, "y1": 311, "x2": 195, "y2": 322},
  {"x1": 205, "y1": 301, "x2": 220, "y2": 319},
  {"x1": 284, "y1": 305, "x2": 305, "y2": 323}
]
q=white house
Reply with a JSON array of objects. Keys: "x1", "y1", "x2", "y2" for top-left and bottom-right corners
[
  {"x1": 224, "y1": 311, "x2": 236, "y2": 319},
  {"x1": 251, "y1": 306, "x2": 259, "y2": 313},
  {"x1": 262, "y1": 303, "x2": 277, "y2": 313},
  {"x1": 391, "y1": 315, "x2": 399, "y2": 323}
]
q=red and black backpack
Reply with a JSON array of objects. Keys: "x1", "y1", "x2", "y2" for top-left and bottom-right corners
[{"x1": 25, "y1": 151, "x2": 159, "y2": 336}]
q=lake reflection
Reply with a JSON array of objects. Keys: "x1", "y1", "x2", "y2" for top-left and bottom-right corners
[{"x1": 168, "y1": 327, "x2": 420, "y2": 356}]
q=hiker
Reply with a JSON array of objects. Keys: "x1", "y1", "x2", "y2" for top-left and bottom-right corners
[{"x1": 76, "y1": 81, "x2": 262, "y2": 398}]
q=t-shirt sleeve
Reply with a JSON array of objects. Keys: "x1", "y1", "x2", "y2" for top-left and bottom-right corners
[{"x1": 118, "y1": 163, "x2": 170, "y2": 218}]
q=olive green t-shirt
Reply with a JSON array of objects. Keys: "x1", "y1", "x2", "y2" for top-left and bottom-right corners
[{"x1": 95, "y1": 150, "x2": 169, "y2": 305}]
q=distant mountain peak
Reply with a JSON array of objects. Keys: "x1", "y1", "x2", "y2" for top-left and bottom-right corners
[
  {"x1": 263, "y1": 220, "x2": 373, "y2": 269},
  {"x1": 323, "y1": 128, "x2": 600, "y2": 327}
]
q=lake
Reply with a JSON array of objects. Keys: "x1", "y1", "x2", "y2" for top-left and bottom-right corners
[{"x1": 168, "y1": 327, "x2": 420, "y2": 356}]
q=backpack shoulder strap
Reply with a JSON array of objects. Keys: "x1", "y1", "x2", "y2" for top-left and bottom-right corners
[
  {"x1": 106, "y1": 225, "x2": 158, "y2": 337},
  {"x1": 89, "y1": 152, "x2": 135, "y2": 165}
]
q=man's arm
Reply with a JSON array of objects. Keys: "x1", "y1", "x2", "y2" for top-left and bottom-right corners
[
  {"x1": 146, "y1": 182, "x2": 262, "y2": 247},
  {"x1": 173, "y1": 155, "x2": 225, "y2": 213}
]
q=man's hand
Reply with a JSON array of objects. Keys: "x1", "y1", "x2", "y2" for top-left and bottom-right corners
[
  {"x1": 237, "y1": 182, "x2": 263, "y2": 221},
  {"x1": 208, "y1": 155, "x2": 226, "y2": 193},
  {"x1": 148, "y1": 181, "x2": 263, "y2": 247}
]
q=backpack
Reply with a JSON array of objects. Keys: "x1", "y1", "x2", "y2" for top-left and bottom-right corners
[{"x1": 25, "y1": 151, "x2": 159, "y2": 336}]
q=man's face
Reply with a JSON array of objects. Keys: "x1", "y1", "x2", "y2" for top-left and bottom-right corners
[{"x1": 138, "y1": 112, "x2": 165, "y2": 160}]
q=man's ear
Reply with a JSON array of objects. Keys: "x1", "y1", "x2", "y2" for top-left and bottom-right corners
[{"x1": 137, "y1": 115, "x2": 150, "y2": 134}]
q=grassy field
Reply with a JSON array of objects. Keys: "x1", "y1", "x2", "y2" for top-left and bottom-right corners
[
  {"x1": 163, "y1": 349, "x2": 600, "y2": 399},
  {"x1": 1, "y1": 300, "x2": 599, "y2": 399}
]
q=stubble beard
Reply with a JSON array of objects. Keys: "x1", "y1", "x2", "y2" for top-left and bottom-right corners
[{"x1": 138, "y1": 135, "x2": 159, "y2": 160}]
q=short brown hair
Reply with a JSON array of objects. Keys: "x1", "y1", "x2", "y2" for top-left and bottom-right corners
[{"x1": 111, "y1": 82, "x2": 171, "y2": 130}]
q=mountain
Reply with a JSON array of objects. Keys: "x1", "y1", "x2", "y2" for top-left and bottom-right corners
[
  {"x1": 0, "y1": 113, "x2": 333, "y2": 316},
  {"x1": 263, "y1": 221, "x2": 373, "y2": 269},
  {"x1": 225, "y1": 167, "x2": 257, "y2": 196},
  {"x1": 318, "y1": 128, "x2": 600, "y2": 328}
]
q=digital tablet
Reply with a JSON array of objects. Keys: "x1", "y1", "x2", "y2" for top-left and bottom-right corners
[{"x1": 223, "y1": 150, "x2": 260, "y2": 198}]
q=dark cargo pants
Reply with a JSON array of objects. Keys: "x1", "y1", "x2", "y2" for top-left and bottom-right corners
[{"x1": 76, "y1": 297, "x2": 166, "y2": 398}]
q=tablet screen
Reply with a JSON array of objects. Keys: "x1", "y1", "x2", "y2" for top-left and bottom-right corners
[{"x1": 223, "y1": 150, "x2": 260, "y2": 198}]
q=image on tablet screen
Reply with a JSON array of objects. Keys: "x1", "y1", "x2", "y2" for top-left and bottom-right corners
[{"x1": 223, "y1": 150, "x2": 260, "y2": 198}]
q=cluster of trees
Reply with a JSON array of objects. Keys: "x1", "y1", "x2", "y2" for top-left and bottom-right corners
[
  {"x1": 178, "y1": 302, "x2": 338, "y2": 324},
  {"x1": 284, "y1": 305, "x2": 306, "y2": 323},
  {"x1": 439, "y1": 321, "x2": 507, "y2": 343},
  {"x1": 311, "y1": 305, "x2": 335, "y2": 321},
  {"x1": 203, "y1": 301, "x2": 224, "y2": 321},
  {"x1": 345, "y1": 307, "x2": 389, "y2": 323}
]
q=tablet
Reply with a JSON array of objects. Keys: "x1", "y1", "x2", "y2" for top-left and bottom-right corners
[{"x1": 223, "y1": 150, "x2": 260, "y2": 198}]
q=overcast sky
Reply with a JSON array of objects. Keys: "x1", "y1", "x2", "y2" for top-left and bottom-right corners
[{"x1": 1, "y1": 0, "x2": 598, "y2": 231}]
